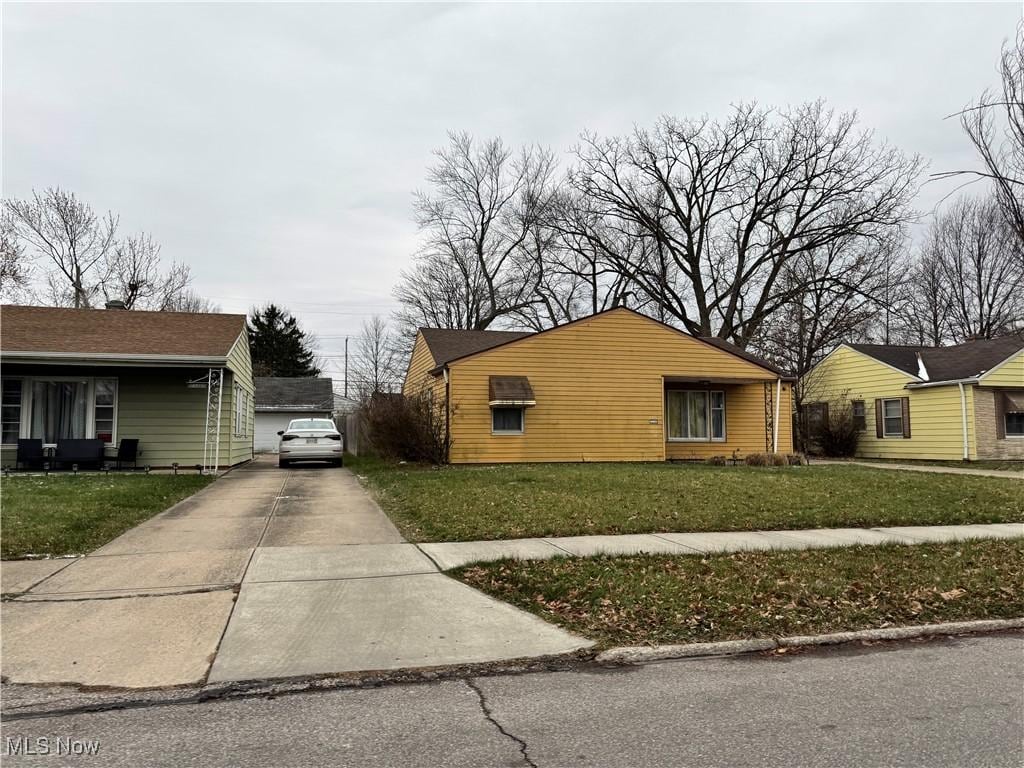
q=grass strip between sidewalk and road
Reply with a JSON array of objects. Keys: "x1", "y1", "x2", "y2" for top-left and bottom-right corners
[
  {"x1": 347, "y1": 456, "x2": 1024, "y2": 542},
  {"x1": 1, "y1": 474, "x2": 213, "y2": 559},
  {"x1": 452, "y1": 539, "x2": 1024, "y2": 648}
]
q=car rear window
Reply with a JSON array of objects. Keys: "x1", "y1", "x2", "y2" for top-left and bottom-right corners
[{"x1": 288, "y1": 419, "x2": 336, "y2": 431}]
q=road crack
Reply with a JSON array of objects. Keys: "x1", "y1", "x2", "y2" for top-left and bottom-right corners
[{"x1": 465, "y1": 678, "x2": 537, "y2": 768}]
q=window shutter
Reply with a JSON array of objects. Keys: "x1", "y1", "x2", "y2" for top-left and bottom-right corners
[
  {"x1": 995, "y1": 391, "x2": 1006, "y2": 440},
  {"x1": 901, "y1": 397, "x2": 911, "y2": 438},
  {"x1": 874, "y1": 399, "x2": 883, "y2": 438},
  {"x1": 821, "y1": 402, "x2": 830, "y2": 429}
]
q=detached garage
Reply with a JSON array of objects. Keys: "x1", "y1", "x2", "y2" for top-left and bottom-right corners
[{"x1": 254, "y1": 377, "x2": 335, "y2": 453}]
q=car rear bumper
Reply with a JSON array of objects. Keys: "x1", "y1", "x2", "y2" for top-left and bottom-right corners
[{"x1": 279, "y1": 442, "x2": 342, "y2": 461}]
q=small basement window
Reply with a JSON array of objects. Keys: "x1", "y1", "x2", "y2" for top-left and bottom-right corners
[{"x1": 492, "y1": 407, "x2": 524, "y2": 435}]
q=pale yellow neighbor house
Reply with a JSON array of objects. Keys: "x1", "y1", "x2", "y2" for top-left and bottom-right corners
[
  {"x1": 402, "y1": 307, "x2": 795, "y2": 464},
  {"x1": 803, "y1": 336, "x2": 1024, "y2": 462}
]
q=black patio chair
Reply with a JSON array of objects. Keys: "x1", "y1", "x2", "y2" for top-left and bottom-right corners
[
  {"x1": 116, "y1": 439, "x2": 139, "y2": 470},
  {"x1": 16, "y1": 439, "x2": 45, "y2": 471}
]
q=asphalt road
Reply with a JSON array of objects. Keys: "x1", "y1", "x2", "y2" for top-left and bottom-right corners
[{"x1": 2, "y1": 634, "x2": 1021, "y2": 768}]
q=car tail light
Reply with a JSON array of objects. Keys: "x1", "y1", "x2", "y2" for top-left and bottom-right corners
[
  {"x1": 281, "y1": 434, "x2": 296, "y2": 441},
  {"x1": 327, "y1": 434, "x2": 342, "y2": 441}
]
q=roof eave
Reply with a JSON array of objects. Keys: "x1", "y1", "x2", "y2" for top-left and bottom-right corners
[
  {"x1": 0, "y1": 351, "x2": 229, "y2": 367},
  {"x1": 905, "y1": 377, "x2": 980, "y2": 389},
  {"x1": 255, "y1": 405, "x2": 334, "y2": 412}
]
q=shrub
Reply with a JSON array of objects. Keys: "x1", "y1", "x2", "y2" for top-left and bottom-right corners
[
  {"x1": 362, "y1": 390, "x2": 451, "y2": 464},
  {"x1": 786, "y1": 452, "x2": 808, "y2": 466},
  {"x1": 812, "y1": 401, "x2": 861, "y2": 458},
  {"x1": 706, "y1": 455, "x2": 727, "y2": 466},
  {"x1": 768, "y1": 453, "x2": 788, "y2": 467},
  {"x1": 744, "y1": 453, "x2": 769, "y2": 466}
]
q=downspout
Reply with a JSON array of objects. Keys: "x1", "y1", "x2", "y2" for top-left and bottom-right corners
[
  {"x1": 443, "y1": 366, "x2": 451, "y2": 464},
  {"x1": 958, "y1": 382, "x2": 969, "y2": 460},
  {"x1": 773, "y1": 377, "x2": 782, "y2": 453}
]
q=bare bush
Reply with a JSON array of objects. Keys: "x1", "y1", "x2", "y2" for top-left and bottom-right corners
[
  {"x1": 362, "y1": 390, "x2": 451, "y2": 464},
  {"x1": 812, "y1": 400, "x2": 861, "y2": 458}
]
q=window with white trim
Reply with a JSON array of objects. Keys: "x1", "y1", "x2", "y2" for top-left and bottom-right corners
[
  {"x1": 851, "y1": 400, "x2": 866, "y2": 431},
  {"x1": 0, "y1": 376, "x2": 118, "y2": 446},
  {"x1": 94, "y1": 380, "x2": 117, "y2": 443},
  {"x1": 667, "y1": 390, "x2": 726, "y2": 441},
  {"x1": 882, "y1": 398, "x2": 904, "y2": 437},
  {"x1": 2, "y1": 378, "x2": 23, "y2": 445},
  {"x1": 234, "y1": 385, "x2": 249, "y2": 436},
  {"x1": 491, "y1": 407, "x2": 524, "y2": 434}
]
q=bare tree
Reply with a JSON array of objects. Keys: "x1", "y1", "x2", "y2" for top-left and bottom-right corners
[
  {"x1": 3, "y1": 187, "x2": 215, "y2": 311},
  {"x1": 4, "y1": 187, "x2": 118, "y2": 307},
  {"x1": 751, "y1": 235, "x2": 907, "y2": 378},
  {"x1": 163, "y1": 289, "x2": 221, "y2": 313},
  {"x1": 350, "y1": 316, "x2": 403, "y2": 402},
  {"x1": 928, "y1": 196, "x2": 1023, "y2": 341},
  {"x1": 101, "y1": 232, "x2": 193, "y2": 310},
  {"x1": 511, "y1": 188, "x2": 651, "y2": 329},
  {"x1": 935, "y1": 27, "x2": 1024, "y2": 245},
  {"x1": 0, "y1": 210, "x2": 34, "y2": 303},
  {"x1": 394, "y1": 133, "x2": 557, "y2": 335},
  {"x1": 571, "y1": 102, "x2": 924, "y2": 346}
]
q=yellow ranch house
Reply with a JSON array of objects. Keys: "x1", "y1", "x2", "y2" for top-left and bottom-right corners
[
  {"x1": 803, "y1": 336, "x2": 1024, "y2": 462},
  {"x1": 403, "y1": 307, "x2": 795, "y2": 464}
]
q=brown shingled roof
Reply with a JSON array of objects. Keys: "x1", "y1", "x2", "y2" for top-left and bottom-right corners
[
  {"x1": 1, "y1": 304, "x2": 246, "y2": 358},
  {"x1": 255, "y1": 377, "x2": 335, "y2": 410},
  {"x1": 849, "y1": 335, "x2": 1024, "y2": 382},
  {"x1": 420, "y1": 327, "x2": 532, "y2": 369}
]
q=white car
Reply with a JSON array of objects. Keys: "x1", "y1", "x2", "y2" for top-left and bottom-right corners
[{"x1": 277, "y1": 418, "x2": 343, "y2": 467}]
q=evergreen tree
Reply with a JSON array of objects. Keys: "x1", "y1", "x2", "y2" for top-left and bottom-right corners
[{"x1": 247, "y1": 304, "x2": 320, "y2": 377}]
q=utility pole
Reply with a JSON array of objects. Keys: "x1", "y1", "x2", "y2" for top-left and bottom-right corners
[{"x1": 344, "y1": 337, "x2": 349, "y2": 399}]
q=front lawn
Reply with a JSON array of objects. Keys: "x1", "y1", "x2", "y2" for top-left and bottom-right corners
[
  {"x1": 454, "y1": 540, "x2": 1024, "y2": 647},
  {"x1": 348, "y1": 456, "x2": 1024, "y2": 542},
  {"x1": 1, "y1": 474, "x2": 212, "y2": 558}
]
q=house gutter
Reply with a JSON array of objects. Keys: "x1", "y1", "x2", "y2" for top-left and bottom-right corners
[
  {"x1": 905, "y1": 377, "x2": 980, "y2": 389},
  {"x1": 773, "y1": 377, "x2": 782, "y2": 453},
  {"x1": 958, "y1": 382, "x2": 970, "y2": 460},
  {"x1": 443, "y1": 366, "x2": 451, "y2": 464},
  {"x1": 0, "y1": 351, "x2": 228, "y2": 367}
]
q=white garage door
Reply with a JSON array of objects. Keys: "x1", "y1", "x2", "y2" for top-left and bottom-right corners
[{"x1": 254, "y1": 412, "x2": 332, "y2": 453}]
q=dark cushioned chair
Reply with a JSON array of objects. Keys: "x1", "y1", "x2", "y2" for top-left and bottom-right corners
[
  {"x1": 54, "y1": 439, "x2": 105, "y2": 470},
  {"x1": 16, "y1": 439, "x2": 45, "y2": 470},
  {"x1": 116, "y1": 439, "x2": 139, "y2": 470}
]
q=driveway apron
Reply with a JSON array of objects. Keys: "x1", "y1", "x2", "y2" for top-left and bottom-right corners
[
  {"x1": 208, "y1": 463, "x2": 589, "y2": 682},
  {"x1": 2, "y1": 457, "x2": 589, "y2": 689}
]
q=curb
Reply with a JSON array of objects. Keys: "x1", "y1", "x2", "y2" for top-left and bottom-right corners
[{"x1": 594, "y1": 618, "x2": 1024, "y2": 664}]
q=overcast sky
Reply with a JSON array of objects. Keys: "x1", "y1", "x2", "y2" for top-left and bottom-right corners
[{"x1": 3, "y1": 2, "x2": 1019, "y2": 379}]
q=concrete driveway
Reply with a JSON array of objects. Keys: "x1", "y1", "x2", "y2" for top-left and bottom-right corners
[{"x1": 1, "y1": 457, "x2": 589, "y2": 689}]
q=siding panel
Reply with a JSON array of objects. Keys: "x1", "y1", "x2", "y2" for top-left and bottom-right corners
[
  {"x1": 805, "y1": 346, "x2": 973, "y2": 461},
  {"x1": 445, "y1": 309, "x2": 791, "y2": 463}
]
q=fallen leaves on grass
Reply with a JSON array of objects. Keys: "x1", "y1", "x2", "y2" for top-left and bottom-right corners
[{"x1": 453, "y1": 540, "x2": 1024, "y2": 647}]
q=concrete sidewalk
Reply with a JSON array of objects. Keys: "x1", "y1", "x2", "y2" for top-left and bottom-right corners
[
  {"x1": 811, "y1": 458, "x2": 1023, "y2": 479},
  {"x1": 418, "y1": 522, "x2": 1024, "y2": 570}
]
